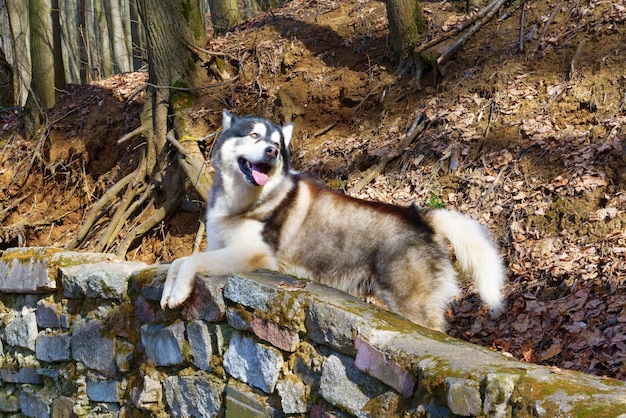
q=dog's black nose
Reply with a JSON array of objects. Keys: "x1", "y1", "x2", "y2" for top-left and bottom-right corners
[{"x1": 265, "y1": 146, "x2": 278, "y2": 159}]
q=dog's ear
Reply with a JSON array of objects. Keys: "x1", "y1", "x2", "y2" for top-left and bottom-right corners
[
  {"x1": 281, "y1": 123, "x2": 294, "y2": 148},
  {"x1": 222, "y1": 109, "x2": 235, "y2": 131}
]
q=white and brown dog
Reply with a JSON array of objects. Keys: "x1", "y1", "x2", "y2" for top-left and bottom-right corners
[{"x1": 160, "y1": 110, "x2": 505, "y2": 331}]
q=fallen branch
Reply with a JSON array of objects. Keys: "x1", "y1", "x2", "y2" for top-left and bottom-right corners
[
  {"x1": 437, "y1": 0, "x2": 507, "y2": 65},
  {"x1": 417, "y1": 0, "x2": 502, "y2": 53}
]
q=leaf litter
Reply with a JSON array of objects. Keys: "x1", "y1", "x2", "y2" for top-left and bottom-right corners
[{"x1": 1, "y1": 0, "x2": 626, "y2": 380}]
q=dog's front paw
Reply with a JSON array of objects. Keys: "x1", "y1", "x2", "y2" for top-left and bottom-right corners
[{"x1": 165, "y1": 260, "x2": 196, "y2": 308}]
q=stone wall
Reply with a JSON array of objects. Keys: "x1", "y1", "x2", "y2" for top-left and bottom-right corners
[{"x1": 1, "y1": 247, "x2": 626, "y2": 417}]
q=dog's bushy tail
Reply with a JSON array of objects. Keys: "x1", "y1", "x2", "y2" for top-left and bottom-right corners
[{"x1": 426, "y1": 209, "x2": 505, "y2": 314}]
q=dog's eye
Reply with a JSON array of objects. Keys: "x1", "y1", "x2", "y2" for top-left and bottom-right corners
[{"x1": 250, "y1": 132, "x2": 260, "y2": 139}]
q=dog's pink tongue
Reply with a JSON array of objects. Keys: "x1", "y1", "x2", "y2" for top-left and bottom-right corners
[{"x1": 252, "y1": 168, "x2": 269, "y2": 186}]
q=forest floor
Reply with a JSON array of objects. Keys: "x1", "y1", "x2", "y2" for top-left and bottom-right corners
[{"x1": 2, "y1": 0, "x2": 626, "y2": 380}]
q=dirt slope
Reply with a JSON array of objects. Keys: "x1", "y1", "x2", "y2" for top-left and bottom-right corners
[{"x1": 1, "y1": 0, "x2": 626, "y2": 379}]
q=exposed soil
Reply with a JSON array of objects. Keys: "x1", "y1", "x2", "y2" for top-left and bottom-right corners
[{"x1": 2, "y1": 0, "x2": 626, "y2": 379}]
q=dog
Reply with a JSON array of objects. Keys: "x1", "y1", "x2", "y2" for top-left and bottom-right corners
[{"x1": 160, "y1": 109, "x2": 505, "y2": 331}]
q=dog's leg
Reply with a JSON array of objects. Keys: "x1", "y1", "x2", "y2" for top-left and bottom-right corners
[
  {"x1": 160, "y1": 257, "x2": 187, "y2": 309},
  {"x1": 163, "y1": 246, "x2": 276, "y2": 309}
]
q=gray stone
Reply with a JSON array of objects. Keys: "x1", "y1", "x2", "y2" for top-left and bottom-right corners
[
  {"x1": 61, "y1": 261, "x2": 147, "y2": 300},
  {"x1": 35, "y1": 331, "x2": 71, "y2": 362},
  {"x1": 19, "y1": 387, "x2": 51, "y2": 418},
  {"x1": 4, "y1": 307, "x2": 38, "y2": 351},
  {"x1": 224, "y1": 382, "x2": 282, "y2": 418},
  {"x1": 445, "y1": 377, "x2": 482, "y2": 416},
  {"x1": 0, "y1": 248, "x2": 116, "y2": 293},
  {"x1": 305, "y1": 298, "x2": 364, "y2": 356},
  {"x1": 0, "y1": 367, "x2": 43, "y2": 384},
  {"x1": 164, "y1": 375, "x2": 225, "y2": 417},
  {"x1": 86, "y1": 379, "x2": 119, "y2": 403},
  {"x1": 223, "y1": 332, "x2": 284, "y2": 394},
  {"x1": 0, "y1": 247, "x2": 61, "y2": 293},
  {"x1": 187, "y1": 320, "x2": 213, "y2": 371},
  {"x1": 277, "y1": 375, "x2": 309, "y2": 414},
  {"x1": 71, "y1": 319, "x2": 116, "y2": 375},
  {"x1": 223, "y1": 273, "x2": 281, "y2": 311},
  {"x1": 320, "y1": 353, "x2": 384, "y2": 417},
  {"x1": 36, "y1": 299, "x2": 62, "y2": 328},
  {"x1": 483, "y1": 373, "x2": 519, "y2": 417},
  {"x1": 141, "y1": 321, "x2": 185, "y2": 366},
  {"x1": 130, "y1": 373, "x2": 162, "y2": 411},
  {"x1": 133, "y1": 264, "x2": 170, "y2": 301},
  {"x1": 225, "y1": 306, "x2": 253, "y2": 331}
]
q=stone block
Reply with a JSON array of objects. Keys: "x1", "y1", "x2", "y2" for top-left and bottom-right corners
[
  {"x1": 61, "y1": 261, "x2": 147, "y2": 300},
  {"x1": 320, "y1": 353, "x2": 386, "y2": 417},
  {"x1": 277, "y1": 374, "x2": 309, "y2": 414},
  {"x1": 187, "y1": 320, "x2": 213, "y2": 371},
  {"x1": 223, "y1": 332, "x2": 283, "y2": 394},
  {"x1": 223, "y1": 273, "x2": 281, "y2": 312},
  {"x1": 71, "y1": 319, "x2": 116, "y2": 375},
  {"x1": 87, "y1": 379, "x2": 120, "y2": 403},
  {"x1": 224, "y1": 382, "x2": 281, "y2": 418},
  {"x1": 483, "y1": 373, "x2": 519, "y2": 417},
  {"x1": 354, "y1": 336, "x2": 415, "y2": 397},
  {"x1": 130, "y1": 373, "x2": 163, "y2": 411},
  {"x1": 36, "y1": 299, "x2": 62, "y2": 328},
  {"x1": 4, "y1": 307, "x2": 38, "y2": 351},
  {"x1": 19, "y1": 388, "x2": 51, "y2": 418},
  {"x1": 164, "y1": 375, "x2": 225, "y2": 417},
  {"x1": 35, "y1": 331, "x2": 71, "y2": 362},
  {"x1": 251, "y1": 314, "x2": 299, "y2": 352},
  {"x1": 182, "y1": 275, "x2": 228, "y2": 322},
  {"x1": 445, "y1": 377, "x2": 482, "y2": 417},
  {"x1": 0, "y1": 247, "x2": 62, "y2": 293},
  {"x1": 141, "y1": 321, "x2": 185, "y2": 367},
  {"x1": 0, "y1": 247, "x2": 115, "y2": 293},
  {"x1": 0, "y1": 367, "x2": 43, "y2": 384}
]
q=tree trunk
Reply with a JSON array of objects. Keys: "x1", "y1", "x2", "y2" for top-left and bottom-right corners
[
  {"x1": 51, "y1": 0, "x2": 66, "y2": 96},
  {"x1": 5, "y1": 0, "x2": 31, "y2": 107},
  {"x1": 208, "y1": 0, "x2": 241, "y2": 35},
  {"x1": 385, "y1": 0, "x2": 424, "y2": 59},
  {"x1": 69, "y1": 1, "x2": 211, "y2": 256},
  {"x1": 107, "y1": 0, "x2": 131, "y2": 73}
]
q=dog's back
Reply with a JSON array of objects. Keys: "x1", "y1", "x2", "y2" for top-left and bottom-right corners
[{"x1": 265, "y1": 177, "x2": 473, "y2": 330}]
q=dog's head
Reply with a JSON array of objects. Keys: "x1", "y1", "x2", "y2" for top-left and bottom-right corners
[{"x1": 213, "y1": 110, "x2": 294, "y2": 190}]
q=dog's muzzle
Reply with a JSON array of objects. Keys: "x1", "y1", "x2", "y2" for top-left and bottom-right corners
[{"x1": 238, "y1": 157, "x2": 273, "y2": 186}]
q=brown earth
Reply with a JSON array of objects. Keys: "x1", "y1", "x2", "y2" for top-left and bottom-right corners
[{"x1": 1, "y1": 0, "x2": 626, "y2": 380}]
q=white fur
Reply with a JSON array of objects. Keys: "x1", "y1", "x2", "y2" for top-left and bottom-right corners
[{"x1": 427, "y1": 209, "x2": 505, "y2": 313}]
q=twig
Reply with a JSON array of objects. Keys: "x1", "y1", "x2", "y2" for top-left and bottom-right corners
[
  {"x1": 145, "y1": 75, "x2": 239, "y2": 92},
  {"x1": 518, "y1": 0, "x2": 526, "y2": 52},
  {"x1": 533, "y1": 0, "x2": 563, "y2": 54},
  {"x1": 417, "y1": 0, "x2": 501, "y2": 53},
  {"x1": 351, "y1": 112, "x2": 427, "y2": 193},
  {"x1": 437, "y1": 0, "x2": 507, "y2": 65},
  {"x1": 192, "y1": 221, "x2": 206, "y2": 254},
  {"x1": 478, "y1": 165, "x2": 506, "y2": 207},
  {"x1": 313, "y1": 121, "x2": 337, "y2": 137}
]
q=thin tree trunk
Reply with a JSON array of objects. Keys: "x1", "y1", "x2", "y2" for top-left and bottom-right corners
[
  {"x1": 385, "y1": 0, "x2": 424, "y2": 59},
  {"x1": 51, "y1": 0, "x2": 66, "y2": 97},
  {"x1": 107, "y1": 0, "x2": 131, "y2": 73},
  {"x1": 5, "y1": 0, "x2": 31, "y2": 107},
  {"x1": 208, "y1": 0, "x2": 241, "y2": 34}
]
